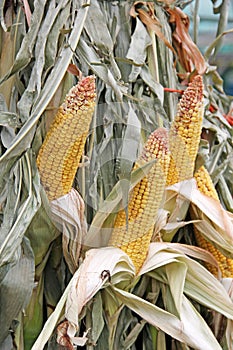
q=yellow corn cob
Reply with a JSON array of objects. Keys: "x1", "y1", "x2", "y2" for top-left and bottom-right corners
[
  {"x1": 193, "y1": 165, "x2": 233, "y2": 278},
  {"x1": 37, "y1": 76, "x2": 96, "y2": 201},
  {"x1": 108, "y1": 128, "x2": 170, "y2": 273},
  {"x1": 166, "y1": 75, "x2": 204, "y2": 185}
]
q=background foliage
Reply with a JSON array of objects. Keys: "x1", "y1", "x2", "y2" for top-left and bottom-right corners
[{"x1": 0, "y1": 0, "x2": 232, "y2": 349}]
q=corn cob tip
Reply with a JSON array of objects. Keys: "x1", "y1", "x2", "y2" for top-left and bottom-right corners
[
  {"x1": 63, "y1": 75, "x2": 96, "y2": 113},
  {"x1": 179, "y1": 75, "x2": 203, "y2": 113},
  {"x1": 141, "y1": 127, "x2": 169, "y2": 162},
  {"x1": 166, "y1": 74, "x2": 204, "y2": 186}
]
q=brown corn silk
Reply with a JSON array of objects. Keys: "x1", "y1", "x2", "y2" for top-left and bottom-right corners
[
  {"x1": 108, "y1": 128, "x2": 170, "y2": 273},
  {"x1": 193, "y1": 166, "x2": 233, "y2": 278},
  {"x1": 37, "y1": 76, "x2": 96, "y2": 201},
  {"x1": 166, "y1": 75, "x2": 204, "y2": 185}
]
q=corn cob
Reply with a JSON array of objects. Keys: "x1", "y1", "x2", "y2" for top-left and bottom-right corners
[
  {"x1": 37, "y1": 76, "x2": 96, "y2": 201},
  {"x1": 166, "y1": 75, "x2": 204, "y2": 185},
  {"x1": 108, "y1": 128, "x2": 170, "y2": 273},
  {"x1": 193, "y1": 166, "x2": 233, "y2": 278}
]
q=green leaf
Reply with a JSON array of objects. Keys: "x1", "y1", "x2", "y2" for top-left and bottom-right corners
[
  {"x1": 90, "y1": 292, "x2": 105, "y2": 344},
  {"x1": 25, "y1": 187, "x2": 58, "y2": 268},
  {"x1": 0, "y1": 238, "x2": 34, "y2": 344},
  {"x1": 23, "y1": 274, "x2": 44, "y2": 350},
  {"x1": 0, "y1": 151, "x2": 41, "y2": 266}
]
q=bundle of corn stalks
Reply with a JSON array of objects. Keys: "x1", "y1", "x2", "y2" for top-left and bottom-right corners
[{"x1": 0, "y1": 1, "x2": 233, "y2": 350}]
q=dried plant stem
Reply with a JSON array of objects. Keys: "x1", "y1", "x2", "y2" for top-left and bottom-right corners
[
  {"x1": 148, "y1": 29, "x2": 160, "y2": 83},
  {"x1": 193, "y1": 0, "x2": 200, "y2": 44}
]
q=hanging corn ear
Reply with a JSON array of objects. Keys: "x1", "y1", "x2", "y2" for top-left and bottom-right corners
[
  {"x1": 193, "y1": 165, "x2": 233, "y2": 278},
  {"x1": 108, "y1": 128, "x2": 170, "y2": 273},
  {"x1": 37, "y1": 76, "x2": 96, "y2": 201},
  {"x1": 166, "y1": 75, "x2": 204, "y2": 186}
]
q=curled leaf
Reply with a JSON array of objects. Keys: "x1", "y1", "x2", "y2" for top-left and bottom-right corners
[
  {"x1": 165, "y1": 179, "x2": 233, "y2": 257},
  {"x1": 65, "y1": 247, "x2": 135, "y2": 345},
  {"x1": 130, "y1": 2, "x2": 175, "y2": 54},
  {"x1": 57, "y1": 321, "x2": 74, "y2": 349},
  {"x1": 50, "y1": 188, "x2": 88, "y2": 274},
  {"x1": 167, "y1": 7, "x2": 207, "y2": 76},
  {"x1": 57, "y1": 321, "x2": 89, "y2": 348},
  {"x1": 67, "y1": 64, "x2": 82, "y2": 77}
]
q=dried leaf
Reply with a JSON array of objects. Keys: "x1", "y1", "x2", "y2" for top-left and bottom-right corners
[
  {"x1": 167, "y1": 7, "x2": 207, "y2": 76},
  {"x1": 65, "y1": 247, "x2": 134, "y2": 324},
  {"x1": 137, "y1": 8, "x2": 175, "y2": 54},
  {"x1": 67, "y1": 63, "x2": 81, "y2": 77},
  {"x1": 204, "y1": 28, "x2": 233, "y2": 60},
  {"x1": 31, "y1": 279, "x2": 72, "y2": 350},
  {"x1": 157, "y1": 0, "x2": 177, "y2": 4},
  {"x1": 126, "y1": 17, "x2": 151, "y2": 81},
  {"x1": 57, "y1": 321, "x2": 75, "y2": 349},
  {"x1": 22, "y1": 0, "x2": 32, "y2": 26},
  {"x1": 0, "y1": 1, "x2": 90, "y2": 163},
  {"x1": 83, "y1": 0, "x2": 114, "y2": 53},
  {"x1": 69, "y1": 330, "x2": 89, "y2": 347},
  {"x1": 165, "y1": 179, "x2": 233, "y2": 257},
  {"x1": 114, "y1": 287, "x2": 222, "y2": 350},
  {"x1": 141, "y1": 243, "x2": 233, "y2": 320},
  {"x1": 50, "y1": 188, "x2": 87, "y2": 274},
  {"x1": 130, "y1": 3, "x2": 175, "y2": 55}
]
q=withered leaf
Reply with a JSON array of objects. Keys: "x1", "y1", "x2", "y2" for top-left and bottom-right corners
[{"x1": 167, "y1": 7, "x2": 207, "y2": 76}]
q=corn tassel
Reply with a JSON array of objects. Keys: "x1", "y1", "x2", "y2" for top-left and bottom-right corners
[
  {"x1": 37, "y1": 76, "x2": 96, "y2": 201},
  {"x1": 166, "y1": 75, "x2": 204, "y2": 185},
  {"x1": 108, "y1": 128, "x2": 170, "y2": 273},
  {"x1": 193, "y1": 166, "x2": 233, "y2": 278}
]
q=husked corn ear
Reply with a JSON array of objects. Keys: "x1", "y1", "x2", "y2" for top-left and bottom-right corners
[
  {"x1": 166, "y1": 75, "x2": 204, "y2": 185},
  {"x1": 194, "y1": 166, "x2": 218, "y2": 200},
  {"x1": 193, "y1": 166, "x2": 233, "y2": 278},
  {"x1": 108, "y1": 128, "x2": 170, "y2": 273},
  {"x1": 37, "y1": 76, "x2": 96, "y2": 201}
]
